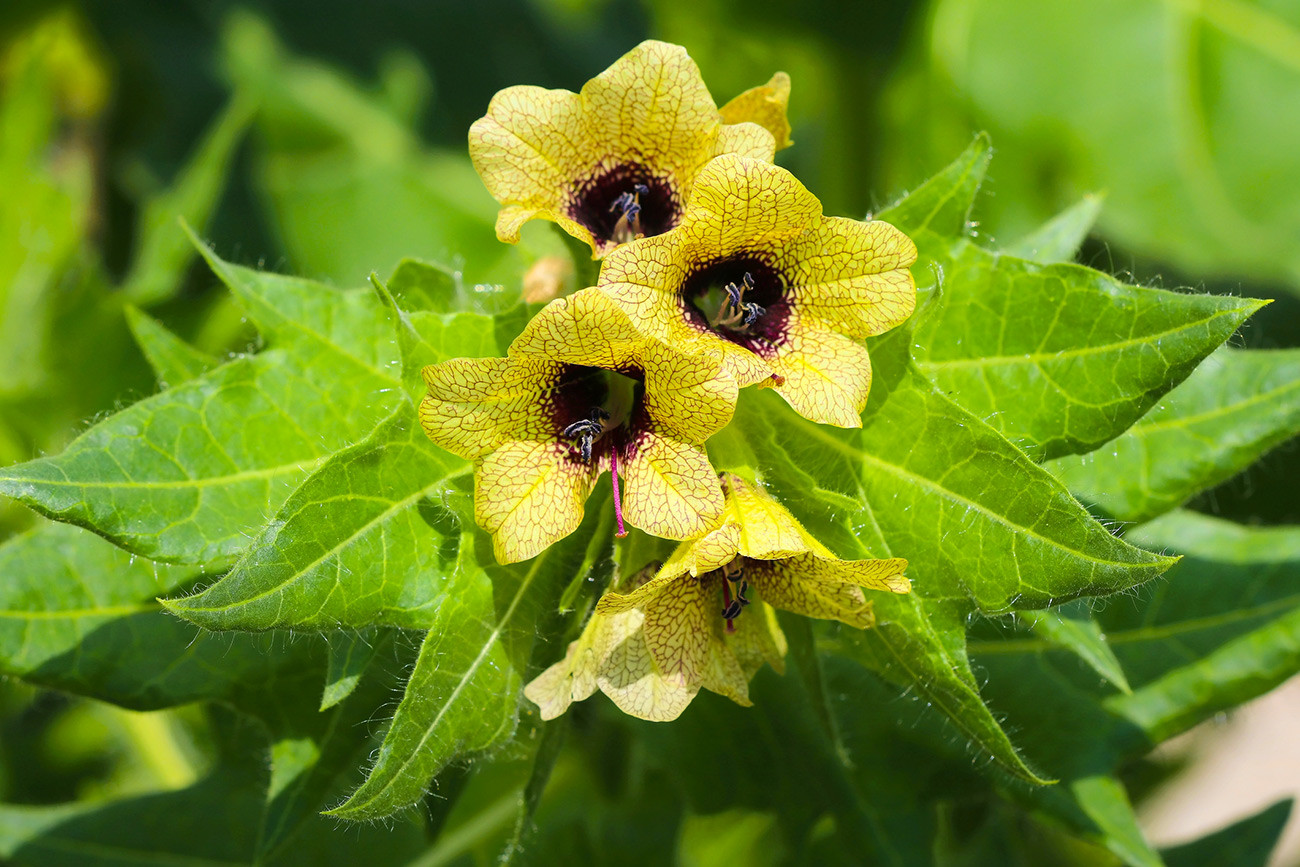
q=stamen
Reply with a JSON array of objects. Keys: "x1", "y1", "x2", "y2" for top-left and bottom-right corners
[
  {"x1": 709, "y1": 271, "x2": 766, "y2": 333},
  {"x1": 610, "y1": 184, "x2": 649, "y2": 244},
  {"x1": 610, "y1": 443, "x2": 627, "y2": 538}
]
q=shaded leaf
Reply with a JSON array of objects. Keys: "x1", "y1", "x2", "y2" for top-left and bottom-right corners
[
  {"x1": 330, "y1": 507, "x2": 606, "y2": 820},
  {"x1": 1023, "y1": 600, "x2": 1131, "y2": 693},
  {"x1": 1047, "y1": 347, "x2": 1300, "y2": 522},
  {"x1": 121, "y1": 94, "x2": 256, "y2": 306},
  {"x1": 883, "y1": 0, "x2": 1300, "y2": 294},
  {"x1": 321, "y1": 628, "x2": 385, "y2": 711},
  {"x1": 1067, "y1": 774, "x2": 1164, "y2": 867}
]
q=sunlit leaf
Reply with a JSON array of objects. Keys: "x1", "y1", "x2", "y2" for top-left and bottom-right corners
[{"x1": 1047, "y1": 347, "x2": 1300, "y2": 522}]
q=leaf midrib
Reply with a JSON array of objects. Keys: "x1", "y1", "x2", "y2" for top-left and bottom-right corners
[
  {"x1": 798, "y1": 419, "x2": 1156, "y2": 572},
  {"x1": 917, "y1": 306, "x2": 1250, "y2": 371}
]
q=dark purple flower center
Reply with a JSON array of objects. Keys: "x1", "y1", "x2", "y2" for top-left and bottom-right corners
[
  {"x1": 681, "y1": 255, "x2": 791, "y2": 359},
  {"x1": 546, "y1": 365, "x2": 645, "y2": 465},
  {"x1": 568, "y1": 163, "x2": 679, "y2": 248}
]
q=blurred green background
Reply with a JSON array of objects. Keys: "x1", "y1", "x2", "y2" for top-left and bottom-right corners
[{"x1": 2, "y1": 0, "x2": 1299, "y2": 852}]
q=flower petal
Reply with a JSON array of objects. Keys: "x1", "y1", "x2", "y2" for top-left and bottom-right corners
[
  {"x1": 700, "y1": 628, "x2": 752, "y2": 707},
  {"x1": 597, "y1": 614, "x2": 699, "y2": 721},
  {"x1": 641, "y1": 341, "x2": 737, "y2": 444},
  {"x1": 807, "y1": 555, "x2": 912, "y2": 594},
  {"x1": 597, "y1": 239, "x2": 775, "y2": 387},
  {"x1": 728, "y1": 599, "x2": 788, "y2": 678},
  {"x1": 475, "y1": 439, "x2": 599, "y2": 564},
  {"x1": 711, "y1": 121, "x2": 777, "y2": 161},
  {"x1": 679, "y1": 153, "x2": 822, "y2": 251},
  {"x1": 723, "y1": 473, "x2": 815, "y2": 561},
  {"x1": 420, "y1": 356, "x2": 555, "y2": 460},
  {"x1": 719, "y1": 72, "x2": 793, "y2": 151},
  {"x1": 750, "y1": 559, "x2": 877, "y2": 629},
  {"x1": 508, "y1": 287, "x2": 644, "y2": 367},
  {"x1": 640, "y1": 575, "x2": 714, "y2": 691},
  {"x1": 658, "y1": 521, "x2": 743, "y2": 580},
  {"x1": 580, "y1": 41, "x2": 718, "y2": 179},
  {"x1": 469, "y1": 84, "x2": 592, "y2": 226},
  {"x1": 766, "y1": 313, "x2": 873, "y2": 428},
  {"x1": 620, "y1": 428, "x2": 725, "y2": 540},
  {"x1": 524, "y1": 607, "x2": 629, "y2": 720},
  {"x1": 783, "y1": 216, "x2": 918, "y2": 339}
]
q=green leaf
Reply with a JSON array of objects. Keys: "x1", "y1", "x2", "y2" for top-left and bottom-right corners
[
  {"x1": 721, "y1": 335, "x2": 1170, "y2": 782},
  {"x1": 1106, "y1": 602, "x2": 1300, "y2": 744},
  {"x1": 329, "y1": 509, "x2": 605, "y2": 820},
  {"x1": 745, "y1": 345, "x2": 1174, "y2": 614},
  {"x1": 1022, "y1": 600, "x2": 1131, "y2": 693},
  {"x1": 1046, "y1": 347, "x2": 1300, "y2": 522},
  {"x1": 1067, "y1": 775, "x2": 1164, "y2": 867},
  {"x1": 0, "y1": 706, "x2": 427, "y2": 867},
  {"x1": 837, "y1": 594, "x2": 1051, "y2": 785},
  {"x1": 124, "y1": 305, "x2": 220, "y2": 388},
  {"x1": 883, "y1": 0, "x2": 1300, "y2": 294},
  {"x1": 1161, "y1": 799, "x2": 1293, "y2": 867},
  {"x1": 221, "y1": 12, "x2": 566, "y2": 290},
  {"x1": 964, "y1": 511, "x2": 1300, "y2": 780},
  {"x1": 877, "y1": 132, "x2": 991, "y2": 239},
  {"x1": 0, "y1": 236, "x2": 401, "y2": 565},
  {"x1": 161, "y1": 405, "x2": 473, "y2": 631},
  {"x1": 880, "y1": 139, "x2": 1265, "y2": 461},
  {"x1": 914, "y1": 246, "x2": 1261, "y2": 460},
  {"x1": 1005, "y1": 194, "x2": 1104, "y2": 265},
  {"x1": 321, "y1": 628, "x2": 385, "y2": 711},
  {"x1": 0, "y1": 520, "x2": 305, "y2": 711},
  {"x1": 121, "y1": 94, "x2": 256, "y2": 306}
]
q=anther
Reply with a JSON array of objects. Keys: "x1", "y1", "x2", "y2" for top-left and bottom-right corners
[
  {"x1": 610, "y1": 184, "x2": 649, "y2": 244},
  {"x1": 562, "y1": 407, "x2": 610, "y2": 463},
  {"x1": 710, "y1": 271, "x2": 766, "y2": 333}
]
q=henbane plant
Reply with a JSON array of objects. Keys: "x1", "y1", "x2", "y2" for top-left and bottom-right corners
[{"x1": 2, "y1": 34, "x2": 1291, "y2": 865}]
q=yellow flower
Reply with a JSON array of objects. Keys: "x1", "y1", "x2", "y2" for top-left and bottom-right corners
[
  {"x1": 469, "y1": 40, "x2": 792, "y2": 258},
  {"x1": 596, "y1": 154, "x2": 918, "y2": 427},
  {"x1": 525, "y1": 474, "x2": 910, "y2": 721},
  {"x1": 419, "y1": 290, "x2": 736, "y2": 564}
]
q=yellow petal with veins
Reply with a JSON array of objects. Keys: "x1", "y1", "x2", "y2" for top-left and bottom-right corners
[
  {"x1": 639, "y1": 574, "x2": 714, "y2": 691},
  {"x1": 722, "y1": 473, "x2": 815, "y2": 561},
  {"x1": 766, "y1": 314, "x2": 874, "y2": 428},
  {"x1": 597, "y1": 609, "x2": 700, "y2": 721},
  {"x1": 470, "y1": 41, "x2": 781, "y2": 257},
  {"x1": 620, "y1": 429, "x2": 725, "y2": 541},
  {"x1": 802, "y1": 554, "x2": 912, "y2": 594},
  {"x1": 658, "y1": 521, "x2": 744, "y2": 581},
  {"x1": 475, "y1": 439, "x2": 599, "y2": 564},
  {"x1": 641, "y1": 341, "x2": 737, "y2": 444},
  {"x1": 508, "y1": 287, "x2": 644, "y2": 367},
  {"x1": 751, "y1": 560, "x2": 877, "y2": 629},
  {"x1": 728, "y1": 599, "x2": 788, "y2": 679},
  {"x1": 784, "y1": 217, "x2": 918, "y2": 339},
  {"x1": 419, "y1": 356, "x2": 556, "y2": 460},
  {"x1": 597, "y1": 155, "x2": 915, "y2": 423},
  {"x1": 719, "y1": 72, "x2": 793, "y2": 151}
]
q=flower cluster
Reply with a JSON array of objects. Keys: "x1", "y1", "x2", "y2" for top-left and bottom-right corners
[{"x1": 422, "y1": 41, "x2": 917, "y2": 720}]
